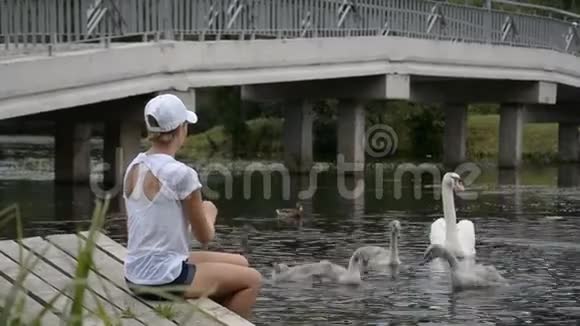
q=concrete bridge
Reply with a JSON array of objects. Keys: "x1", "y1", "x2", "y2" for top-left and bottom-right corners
[{"x1": 1, "y1": 0, "x2": 580, "y2": 186}]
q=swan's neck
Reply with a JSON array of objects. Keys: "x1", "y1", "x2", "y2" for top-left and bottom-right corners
[
  {"x1": 389, "y1": 231, "x2": 399, "y2": 264},
  {"x1": 442, "y1": 185, "x2": 458, "y2": 244},
  {"x1": 347, "y1": 260, "x2": 362, "y2": 276},
  {"x1": 440, "y1": 248, "x2": 459, "y2": 270}
]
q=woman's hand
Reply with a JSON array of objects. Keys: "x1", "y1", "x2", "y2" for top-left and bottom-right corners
[
  {"x1": 183, "y1": 191, "x2": 216, "y2": 244},
  {"x1": 202, "y1": 200, "x2": 218, "y2": 226}
]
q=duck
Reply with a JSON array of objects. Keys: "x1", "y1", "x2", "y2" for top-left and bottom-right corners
[
  {"x1": 349, "y1": 219, "x2": 402, "y2": 271},
  {"x1": 429, "y1": 172, "x2": 476, "y2": 259},
  {"x1": 423, "y1": 244, "x2": 507, "y2": 292},
  {"x1": 275, "y1": 203, "x2": 303, "y2": 220}
]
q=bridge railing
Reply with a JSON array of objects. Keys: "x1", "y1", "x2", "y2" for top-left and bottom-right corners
[{"x1": 0, "y1": 0, "x2": 578, "y2": 56}]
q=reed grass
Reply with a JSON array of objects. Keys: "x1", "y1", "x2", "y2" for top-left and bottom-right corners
[{"x1": 153, "y1": 304, "x2": 177, "y2": 320}]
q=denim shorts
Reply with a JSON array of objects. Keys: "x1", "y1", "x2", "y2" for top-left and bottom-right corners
[{"x1": 126, "y1": 260, "x2": 196, "y2": 301}]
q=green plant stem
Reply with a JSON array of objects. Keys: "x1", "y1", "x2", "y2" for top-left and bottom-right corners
[{"x1": 69, "y1": 197, "x2": 110, "y2": 326}]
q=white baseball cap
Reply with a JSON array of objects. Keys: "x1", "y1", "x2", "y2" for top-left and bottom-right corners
[{"x1": 144, "y1": 94, "x2": 198, "y2": 132}]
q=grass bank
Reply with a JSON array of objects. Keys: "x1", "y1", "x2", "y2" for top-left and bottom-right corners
[
  {"x1": 181, "y1": 118, "x2": 283, "y2": 161},
  {"x1": 181, "y1": 114, "x2": 559, "y2": 163},
  {"x1": 467, "y1": 115, "x2": 558, "y2": 163}
]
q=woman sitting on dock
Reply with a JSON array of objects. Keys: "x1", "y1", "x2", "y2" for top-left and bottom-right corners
[{"x1": 122, "y1": 94, "x2": 262, "y2": 319}]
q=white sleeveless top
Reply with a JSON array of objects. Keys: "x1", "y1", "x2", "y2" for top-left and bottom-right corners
[{"x1": 123, "y1": 153, "x2": 202, "y2": 285}]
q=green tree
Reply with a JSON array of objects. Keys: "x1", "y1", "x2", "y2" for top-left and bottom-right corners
[
  {"x1": 403, "y1": 105, "x2": 445, "y2": 159},
  {"x1": 211, "y1": 87, "x2": 248, "y2": 157}
]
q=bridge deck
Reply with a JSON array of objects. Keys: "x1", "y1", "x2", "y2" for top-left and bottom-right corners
[
  {"x1": 0, "y1": 43, "x2": 122, "y2": 62},
  {"x1": 0, "y1": 231, "x2": 253, "y2": 325},
  {"x1": 0, "y1": 33, "x2": 277, "y2": 62}
]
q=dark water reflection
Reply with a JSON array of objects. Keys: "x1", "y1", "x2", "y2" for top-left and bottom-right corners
[{"x1": 1, "y1": 140, "x2": 580, "y2": 325}]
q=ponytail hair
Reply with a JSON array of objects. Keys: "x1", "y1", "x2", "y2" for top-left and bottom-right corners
[{"x1": 146, "y1": 114, "x2": 181, "y2": 144}]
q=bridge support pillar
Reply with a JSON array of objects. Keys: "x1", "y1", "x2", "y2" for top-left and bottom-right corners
[
  {"x1": 499, "y1": 104, "x2": 525, "y2": 169},
  {"x1": 54, "y1": 122, "x2": 92, "y2": 184},
  {"x1": 103, "y1": 110, "x2": 143, "y2": 187},
  {"x1": 337, "y1": 100, "x2": 365, "y2": 174},
  {"x1": 443, "y1": 104, "x2": 468, "y2": 166},
  {"x1": 558, "y1": 123, "x2": 579, "y2": 162},
  {"x1": 558, "y1": 164, "x2": 580, "y2": 187},
  {"x1": 283, "y1": 101, "x2": 314, "y2": 173}
]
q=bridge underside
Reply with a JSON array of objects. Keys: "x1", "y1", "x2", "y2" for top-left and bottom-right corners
[{"x1": 241, "y1": 77, "x2": 559, "y2": 104}]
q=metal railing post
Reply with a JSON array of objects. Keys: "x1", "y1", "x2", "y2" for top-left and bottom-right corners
[
  {"x1": 485, "y1": 0, "x2": 492, "y2": 43},
  {"x1": 2, "y1": 0, "x2": 8, "y2": 51},
  {"x1": 162, "y1": 0, "x2": 174, "y2": 40},
  {"x1": 48, "y1": 33, "x2": 57, "y2": 56}
]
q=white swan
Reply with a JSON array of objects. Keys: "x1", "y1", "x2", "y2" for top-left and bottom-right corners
[
  {"x1": 429, "y1": 172, "x2": 475, "y2": 258},
  {"x1": 326, "y1": 251, "x2": 366, "y2": 285},
  {"x1": 350, "y1": 220, "x2": 402, "y2": 271},
  {"x1": 423, "y1": 244, "x2": 507, "y2": 291}
]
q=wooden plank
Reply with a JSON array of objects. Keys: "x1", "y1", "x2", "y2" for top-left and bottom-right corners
[
  {"x1": 47, "y1": 235, "x2": 215, "y2": 325},
  {"x1": 0, "y1": 272, "x2": 61, "y2": 325},
  {"x1": 33, "y1": 236, "x2": 175, "y2": 326},
  {"x1": 20, "y1": 237, "x2": 146, "y2": 326},
  {"x1": 76, "y1": 232, "x2": 232, "y2": 326},
  {"x1": 0, "y1": 245, "x2": 80, "y2": 323},
  {"x1": 51, "y1": 233, "x2": 221, "y2": 326},
  {"x1": 79, "y1": 231, "x2": 127, "y2": 262},
  {"x1": 195, "y1": 299, "x2": 256, "y2": 326},
  {"x1": 79, "y1": 232, "x2": 255, "y2": 326},
  {"x1": 1, "y1": 239, "x2": 138, "y2": 326},
  {"x1": 48, "y1": 234, "x2": 129, "y2": 290},
  {"x1": 0, "y1": 238, "x2": 112, "y2": 323}
]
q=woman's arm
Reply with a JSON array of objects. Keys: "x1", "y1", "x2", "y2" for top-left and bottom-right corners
[{"x1": 182, "y1": 190, "x2": 216, "y2": 245}]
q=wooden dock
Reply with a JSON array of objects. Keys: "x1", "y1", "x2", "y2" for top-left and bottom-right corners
[{"x1": 0, "y1": 231, "x2": 254, "y2": 326}]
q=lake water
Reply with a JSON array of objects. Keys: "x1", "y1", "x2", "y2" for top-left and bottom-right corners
[{"x1": 1, "y1": 139, "x2": 580, "y2": 325}]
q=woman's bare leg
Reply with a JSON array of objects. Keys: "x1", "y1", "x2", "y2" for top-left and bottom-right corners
[
  {"x1": 185, "y1": 262, "x2": 262, "y2": 319},
  {"x1": 189, "y1": 251, "x2": 249, "y2": 267}
]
